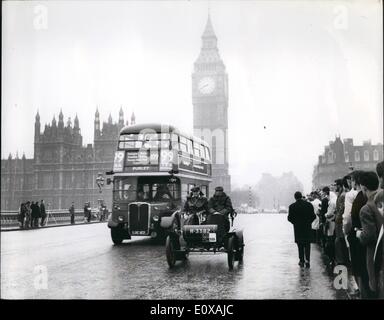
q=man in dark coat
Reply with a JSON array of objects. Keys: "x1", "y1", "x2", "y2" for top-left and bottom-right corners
[
  {"x1": 348, "y1": 170, "x2": 369, "y2": 298},
  {"x1": 288, "y1": 191, "x2": 316, "y2": 268},
  {"x1": 335, "y1": 178, "x2": 350, "y2": 265},
  {"x1": 40, "y1": 200, "x2": 47, "y2": 226},
  {"x1": 207, "y1": 186, "x2": 234, "y2": 233},
  {"x1": 356, "y1": 171, "x2": 382, "y2": 298},
  {"x1": 373, "y1": 189, "x2": 384, "y2": 298},
  {"x1": 319, "y1": 190, "x2": 329, "y2": 250},
  {"x1": 31, "y1": 201, "x2": 40, "y2": 228},
  {"x1": 183, "y1": 186, "x2": 208, "y2": 225},
  {"x1": 84, "y1": 202, "x2": 91, "y2": 223},
  {"x1": 69, "y1": 202, "x2": 75, "y2": 224}
]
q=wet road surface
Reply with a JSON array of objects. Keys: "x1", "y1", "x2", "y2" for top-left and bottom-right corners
[{"x1": 1, "y1": 214, "x2": 346, "y2": 299}]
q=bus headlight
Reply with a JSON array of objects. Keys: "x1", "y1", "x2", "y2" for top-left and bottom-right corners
[
  {"x1": 118, "y1": 215, "x2": 124, "y2": 222},
  {"x1": 152, "y1": 215, "x2": 160, "y2": 222}
]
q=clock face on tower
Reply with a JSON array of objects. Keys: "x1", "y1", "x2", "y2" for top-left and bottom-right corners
[{"x1": 198, "y1": 77, "x2": 215, "y2": 95}]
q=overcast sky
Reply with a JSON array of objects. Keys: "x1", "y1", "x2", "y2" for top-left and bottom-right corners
[{"x1": 2, "y1": 0, "x2": 383, "y2": 192}]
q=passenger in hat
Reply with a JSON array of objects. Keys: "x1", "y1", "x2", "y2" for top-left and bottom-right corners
[{"x1": 207, "y1": 186, "x2": 234, "y2": 233}]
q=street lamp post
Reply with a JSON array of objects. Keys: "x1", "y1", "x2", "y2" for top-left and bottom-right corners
[{"x1": 95, "y1": 172, "x2": 105, "y2": 220}]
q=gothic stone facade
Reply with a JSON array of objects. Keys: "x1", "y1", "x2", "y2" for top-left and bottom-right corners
[
  {"x1": 312, "y1": 136, "x2": 383, "y2": 190},
  {"x1": 192, "y1": 15, "x2": 231, "y2": 193},
  {"x1": 1, "y1": 109, "x2": 135, "y2": 210}
]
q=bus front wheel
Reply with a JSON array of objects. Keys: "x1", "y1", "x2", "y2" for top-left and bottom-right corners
[{"x1": 111, "y1": 228, "x2": 123, "y2": 245}]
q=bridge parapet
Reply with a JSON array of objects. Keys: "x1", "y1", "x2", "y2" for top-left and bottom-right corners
[{"x1": 0, "y1": 209, "x2": 104, "y2": 230}]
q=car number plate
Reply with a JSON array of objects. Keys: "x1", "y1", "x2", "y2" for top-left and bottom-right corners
[
  {"x1": 209, "y1": 233, "x2": 216, "y2": 242},
  {"x1": 131, "y1": 231, "x2": 146, "y2": 235}
]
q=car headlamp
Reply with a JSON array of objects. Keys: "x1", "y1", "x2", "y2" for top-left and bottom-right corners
[
  {"x1": 118, "y1": 215, "x2": 124, "y2": 222},
  {"x1": 152, "y1": 215, "x2": 160, "y2": 222}
]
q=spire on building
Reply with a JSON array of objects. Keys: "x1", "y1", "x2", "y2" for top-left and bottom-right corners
[
  {"x1": 52, "y1": 116, "x2": 57, "y2": 127},
  {"x1": 74, "y1": 114, "x2": 79, "y2": 129},
  {"x1": 108, "y1": 113, "x2": 112, "y2": 124},
  {"x1": 195, "y1": 13, "x2": 223, "y2": 67},
  {"x1": 35, "y1": 110, "x2": 41, "y2": 139},
  {"x1": 119, "y1": 106, "x2": 124, "y2": 125},
  {"x1": 94, "y1": 107, "x2": 100, "y2": 135},
  {"x1": 8, "y1": 153, "x2": 12, "y2": 160},
  {"x1": 131, "y1": 112, "x2": 136, "y2": 125},
  {"x1": 202, "y1": 13, "x2": 217, "y2": 39},
  {"x1": 67, "y1": 117, "x2": 72, "y2": 127},
  {"x1": 58, "y1": 109, "x2": 64, "y2": 128}
]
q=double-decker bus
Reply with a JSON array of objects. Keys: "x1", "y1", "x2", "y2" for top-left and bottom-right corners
[{"x1": 106, "y1": 123, "x2": 212, "y2": 244}]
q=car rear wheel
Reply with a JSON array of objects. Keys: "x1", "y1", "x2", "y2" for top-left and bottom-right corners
[
  {"x1": 111, "y1": 228, "x2": 123, "y2": 245},
  {"x1": 236, "y1": 233, "x2": 244, "y2": 264},
  {"x1": 237, "y1": 245, "x2": 244, "y2": 264},
  {"x1": 227, "y1": 236, "x2": 235, "y2": 270},
  {"x1": 166, "y1": 235, "x2": 176, "y2": 268}
]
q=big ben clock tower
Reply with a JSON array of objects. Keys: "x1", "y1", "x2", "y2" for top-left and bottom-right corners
[{"x1": 192, "y1": 15, "x2": 231, "y2": 193}]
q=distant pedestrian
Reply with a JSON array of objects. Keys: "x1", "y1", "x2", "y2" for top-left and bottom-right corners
[
  {"x1": 31, "y1": 201, "x2": 40, "y2": 228},
  {"x1": 335, "y1": 177, "x2": 350, "y2": 265},
  {"x1": 40, "y1": 200, "x2": 47, "y2": 226},
  {"x1": 310, "y1": 192, "x2": 321, "y2": 244},
  {"x1": 323, "y1": 186, "x2": 337, "y2": 268},
  {"x1": 18, "y1": 203, "x2": 26, "y2": 229},
  {"x1": 69, "y1": 202, "x2": 75, "y2": 224},
  {"x1": 100, "y1": 204, "x2": 108, "y2": 222},
  {"x1": 319, "y1": 190, "x2": 329, "y2": 249},
  {"x1": 24, "y1": 202, "x2": 31, "y2": 229},
  {"x1": 84, "y1": 202, "x2": 91, "y2": 223},
  {"x1": 288, "y1": 191, "x2": 316, "y2": 268},
  {"x1": 30, "y1": 202, "x2": 36, "y2": 228}
]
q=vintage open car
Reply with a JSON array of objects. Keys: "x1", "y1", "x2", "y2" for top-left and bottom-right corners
[{"x1": 161, "y1": 209, "x2": 244, "y2": 270}]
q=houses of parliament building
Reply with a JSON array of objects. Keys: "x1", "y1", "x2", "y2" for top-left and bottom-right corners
[
  {"x1": 1, "y1": 109, "x2": 135, "y2": 210},
  {"x1": 1, "y1": 14, "x2": 232, "y2": 210}
]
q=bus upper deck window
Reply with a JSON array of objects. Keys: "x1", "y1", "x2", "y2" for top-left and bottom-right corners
[
  {"x1": 199, "y1": 144, "x2": 205, "y2": 158},
  {"x1": 143, "y1": 133, "x2": 158, "y2": 141},
  {"x1": 161, "y1": 141, "x2": 170, "y2": 149},
  {"x1": 205, "y1": 146, "x2": 211, "y2": 161},
  {"x1": 161, "y1": 133, "x2": 170, "y2": 140},
  {"x1": 187, "y1": 140, "x2": 193, "y2": 153},
  {"x1": 144, "y1": 140, "x2": 159, "y2": 149},
  {"x1": 171, "y1": 134, "x2": 179, "y2": 149}
]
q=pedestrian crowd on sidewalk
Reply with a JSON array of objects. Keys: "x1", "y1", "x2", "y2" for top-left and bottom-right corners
[
  {"x1": 17, "y1": 200, "x2": 108, "y2": 229},
  {"x1": 304, "y1": 160, "x2": 384, "y2": 299},
  {"x1": 18, "y1": 200, "x2": 47, "y2": 229}
]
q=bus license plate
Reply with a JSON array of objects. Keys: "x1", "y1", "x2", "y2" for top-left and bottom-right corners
[{"x1": 131, "y1": 231, "x2": 146, "y2": 235}]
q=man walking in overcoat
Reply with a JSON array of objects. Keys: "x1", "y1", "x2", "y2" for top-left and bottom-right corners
[{"x1": 288, "y1": 191, "x2": 316, "y2": 268}]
